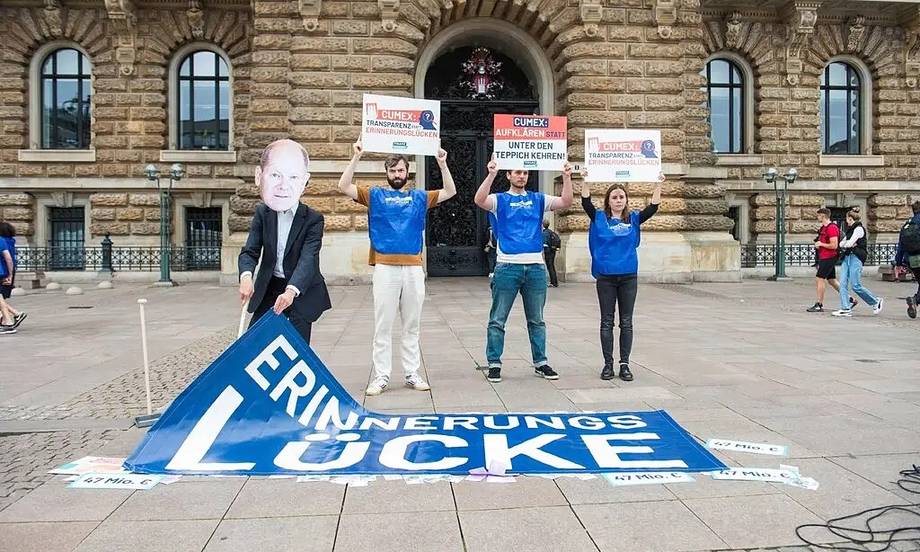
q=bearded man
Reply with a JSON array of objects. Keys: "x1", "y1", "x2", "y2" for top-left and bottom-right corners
[{"x1": 338, "y1": 138, "x2": 456, "y2": 396}]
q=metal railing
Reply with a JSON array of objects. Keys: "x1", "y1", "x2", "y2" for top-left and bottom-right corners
[
  {"x1": 741, "y1": 243, "x2": 899, "y2": 268},
  {"x1": 19, "y1": 240, "x2": 220, "y2": 272}
]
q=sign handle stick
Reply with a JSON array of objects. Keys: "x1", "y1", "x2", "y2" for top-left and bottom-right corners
[
  {"x1": 238, "y1": 300, "x2": 249, "y2": 338},
  {"x1": 138, "y1": 298, "x2": 152, "y2": 416}
]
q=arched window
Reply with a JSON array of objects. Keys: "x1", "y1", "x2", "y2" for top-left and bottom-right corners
[
  {"x1": 702, "y1": 58, "x2": 744, "y2": 154},
  {"x1": 820, "y1": 61, "x2": 861, "y2": 154},
  {"x1": 41, "y1": 48, "x2": 92, "y2": 149},
  {"x1": 177, "y1": 50, "x2": 230, "y2": 150}
]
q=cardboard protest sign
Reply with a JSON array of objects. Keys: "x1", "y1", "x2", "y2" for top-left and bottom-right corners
[
  {"x1": 584, "y1": 129, "x2": 661, "y2": 182},
  {"x1": 124, "y1": 314, "x2": 726, "y2": 477},
  {"x1": 493, "y1": 114, "x2": 567, "y2": 171},
  {"x1": 362, "y1": 94, "x2": 440, "y2": 155}
]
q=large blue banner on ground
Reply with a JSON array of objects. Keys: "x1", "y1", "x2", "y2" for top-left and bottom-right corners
[{"x1": 125, "y1": 314, "x2": 725, "y2": 476}]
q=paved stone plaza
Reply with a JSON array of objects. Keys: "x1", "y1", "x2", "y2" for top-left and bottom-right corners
[{"x1": 1, "y1": 276, "x2": 919, "y2": 552}]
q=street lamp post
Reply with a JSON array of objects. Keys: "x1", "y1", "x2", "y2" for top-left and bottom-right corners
[
  {"x1": 145, "y1": 163, "x2": 184, "y2": 286},
  {"x1": 763, "y1": 167, "x2": 798, "y2": 281}
]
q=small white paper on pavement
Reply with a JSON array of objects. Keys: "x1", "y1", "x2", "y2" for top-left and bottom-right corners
[
  {"x1": 706, "y1": 439, "x2": 788, "y2": 456},
  {"x1": 68, "y1": 473, "x2": 162, "y2": 490},
  {"x1": 711, "y1": 467, "x2": 819, "y2": 490},
  {"x1": 604, "y1": 472, "x2": 695, "y2": 486}
]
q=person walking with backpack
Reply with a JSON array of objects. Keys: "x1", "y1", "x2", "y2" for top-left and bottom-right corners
[
  {"x1": 807, "y1": 208, "x2": 851, "y2": 313},
  {"x1": 895, "y1": 200, "x2": 920, "y2": 318},
  {"x1": 832, "y1": 208, "x2": 883, "y2": 317},
  {"x1": 542, "y1": 220, "x2": 561, "y2": 287}
]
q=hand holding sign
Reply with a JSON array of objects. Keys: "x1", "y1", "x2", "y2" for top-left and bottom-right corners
[
  {"x1": 487, "y1": 153, "x2": 498, "y2": 177},
  {"x1": 562, "y1": 162, "x2": 573, "y2": 178},
  {"x1": 352, "y1": 138, "x2": 363, "y2": 159},
  {"x1": 436, "y1": 147, "x2": 448, "y2": 168}
]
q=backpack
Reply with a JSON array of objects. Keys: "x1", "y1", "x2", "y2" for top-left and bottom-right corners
[
  {"x1": 549, "y1": 230, "x2": 561, "y2": 250},
  {"x1": 900, "y1": 219, "x2": 920, "y2": 255}
]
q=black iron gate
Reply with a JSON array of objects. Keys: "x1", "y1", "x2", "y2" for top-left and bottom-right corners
[
  {"x1": 48, "y1": 206, "x2": 85, "y2": 270},
  {"x1": 185, "y1": 207, "x2": 222, "y2": 270},
  {"x1": 425, "y1": 100, "x2": 539, "y2": 276}
]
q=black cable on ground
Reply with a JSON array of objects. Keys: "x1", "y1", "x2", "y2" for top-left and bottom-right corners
[{"x1": 795, "y1": 464, "x2": 920, "y2": 551}]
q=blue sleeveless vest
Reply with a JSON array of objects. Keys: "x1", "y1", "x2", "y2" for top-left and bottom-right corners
[
  {"x1": 588, "y1": 210, "x2": 641, "y2": 277},
  {"x1": 493, "y1": 191, "x2": 545, "y2": 255},
  {"x1": 368, "y1": 187, "x2": 428, "y2": 255}
]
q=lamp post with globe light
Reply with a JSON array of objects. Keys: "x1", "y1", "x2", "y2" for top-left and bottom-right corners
[{"x1": 762, "y1": 167, "x2": 798, "y2": 281}]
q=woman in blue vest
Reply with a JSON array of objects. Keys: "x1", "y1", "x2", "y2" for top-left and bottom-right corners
[{"x1": 581, "y1": 170, "x2": 664, "y2": 381}]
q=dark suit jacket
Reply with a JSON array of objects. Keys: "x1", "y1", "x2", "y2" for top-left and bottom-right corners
[{"x1": 239, "y1": 203, "x2": 332, "y2": 323}]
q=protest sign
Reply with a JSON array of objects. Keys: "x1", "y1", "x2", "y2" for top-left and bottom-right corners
[
  {"x1": 584, "y1": 129, "x2": 661, "y2": 182},
  {"x1": 362, "y1": 94, "x2": 440, "y2": 155},
  {"x1": 493, "y1": 114, "x2": 567, "y2": 171},
  {"x1": 125, "y1": 315, "x2": 726, "y2": 477}
]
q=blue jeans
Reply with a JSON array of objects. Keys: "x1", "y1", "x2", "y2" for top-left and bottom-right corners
[
  {"x1": 486, "y1": 262, "x2": 548, "y2": 368},
  {"x1": 839, "y1": 254, "x2": 878, "y2": 310}
]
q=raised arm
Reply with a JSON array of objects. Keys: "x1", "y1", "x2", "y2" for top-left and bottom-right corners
[
  {"x1": 435, "y1": 147, "x2": 456, "y2": 204},
  {"x1": 651, "y1": 172, "x2": 664, "y2": 205},
  {"x1": 549, "y1": 162, "x2": 573, "y2": 211},
  {"x1": 338, "y1": 138, "x2": 362, "y2": 200},
  {"x1": 474, "y1": 153, "x2": 498, "y2": 211},
  {"x1": 580, "y1": 168, "x2": 591, "y2": 198}
]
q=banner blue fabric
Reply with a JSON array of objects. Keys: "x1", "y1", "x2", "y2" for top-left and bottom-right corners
[{"x1": 125, "y1": 314, "x2": 725, "y2": 476}]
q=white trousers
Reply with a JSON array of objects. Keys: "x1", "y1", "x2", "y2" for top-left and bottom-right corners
[{"x1": 372, "y1": 264, "x2": 425, "y2": 380}]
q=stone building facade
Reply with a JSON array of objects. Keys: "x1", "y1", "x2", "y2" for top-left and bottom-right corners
[{"x1": 0, "y1": 0, "x2": 918, "y2": 284}]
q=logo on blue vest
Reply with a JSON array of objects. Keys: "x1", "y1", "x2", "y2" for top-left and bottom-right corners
[
  {"x1": 124, "y1": 315, "x2": 725, "y2": 476},
  {"x1": 383, "y1": 195, "x2": 413, "y2": 205}
]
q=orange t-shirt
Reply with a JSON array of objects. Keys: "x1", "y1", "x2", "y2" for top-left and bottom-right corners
[{"x1": 355, "y1": 186, "x2": 440, "y2": 266}]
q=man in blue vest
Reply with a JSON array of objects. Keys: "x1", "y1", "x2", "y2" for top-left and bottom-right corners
[
  {"x1": 338, "y1": 139, "x2": 456, "y2": 395},
  {"x1": 474, "y1": 154, "x2": 573, "y2": 383}
]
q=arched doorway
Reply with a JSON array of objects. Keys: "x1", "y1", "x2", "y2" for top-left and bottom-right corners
[{"x1": 423, "y1": 45, "x2": 540, "y2": 276}]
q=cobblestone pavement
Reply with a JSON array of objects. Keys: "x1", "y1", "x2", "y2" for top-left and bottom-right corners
[{"x1": 2, "y1": 278, "x2": 919, "y2": 551}]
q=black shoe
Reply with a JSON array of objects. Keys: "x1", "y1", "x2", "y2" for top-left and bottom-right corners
[
  {"x1": 618, "y1": 364, "x2": 634, "y2": 381},
  {"x1": 534, "y1": 365, "x2": 559, "y2": 380},
  {"x1": 849, "y1": 297, "x2": 858, "y2": 310},
  {"x1": 908, "y1": 297, "x2": 917, "y2": 319},
  {"x1": 11, "y1": 312, "x2": 26, "y2": 330},
  {"x1": 806, "y1": 303, "x2": 824, "y2": 313},
  {"x1": 487, "y1": 367, "x2": 502, "y2": 383},
  {"x1": 601, "y1": 365, "x2": 615, "y2": 380}
]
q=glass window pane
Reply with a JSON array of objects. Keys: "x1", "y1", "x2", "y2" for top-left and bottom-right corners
[
  {"x1": 710, "y1": 87, "x2": 730, "y2": 153},
  {"x1": 193, "y1": 81, "x2": 216, "y2": 148},
  {"x1": 42, "y1": 79, "x2": 54, "y2": 148},
  {"x1": 81, "y1": 77, "x2": 92, "y2": 103},
  {"x1": 180, "y1": 58, "x2": 191, "y2": 77},
  {"x1": 56, "y1": 49, "x2": 79, "y2": 75},
  {"x1": 192, "y1": 51, "x2": 216, "y2": 77},
  {"x1": 179, "y1": 80, "x2": 190, "y2": 121},
  {"x1": 819, "y1": 89, "x2": 827, "y2": 148},
  {"x1": 848, "y1": 66, "x2": 859, "y2": 87},
  {"x1": 78, "y1": 53, "x2": 92, "y2": 75},
  {"x1": 732, "y1": 87, "x2": 743, "y2": 153},
  {"x1": 731, "y1": 64, "x2": 742, "y2": 85},
  {"x1": 179, "y1": 80, "x2": 192, "y2": 149},
  {"x1": 828, "y1": 89, "x2": 848, "y2": 153},
  {"x1": 849, "y1": 89, "x2": 860, "y2": 153},
  {"x1": 708, "y1": 60, "x2": 730, "y2": 85},
  {"x1": 218, "y1": 57, "x2": 229, "y2": 77},
  {"x1": 218, "y1": 81, "x2": 229, "y2": 120},
  {"x1": 827, "y1": 62, "x2": 847, "y2": 86},
  {"x1": 42, "y1": 54, "x2": 53, "y2": 75}
]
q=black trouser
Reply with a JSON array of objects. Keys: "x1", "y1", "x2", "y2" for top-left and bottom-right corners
[
  {"x1": 250, "y1": 276, "x2": 313, "y2": 344},
  {"x1": 596, "y1": 274, "x2": 638, "y2": 367},
  {"x1": 912, "y1": 267, "x2": 920, "y2": 302},
  {"x1": 543, "y1": 249, "x2": 558, "y2": 286}
]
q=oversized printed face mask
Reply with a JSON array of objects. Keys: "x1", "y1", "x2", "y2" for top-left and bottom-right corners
[{"x1": 257, "y1": 144, "x2": 310, "y2": 212}]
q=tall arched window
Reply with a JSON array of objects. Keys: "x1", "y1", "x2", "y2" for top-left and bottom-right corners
[
  {"x1": 820, "y1": 61, "x2": 861, "y2": 154},
  {"x1": 702, "y1": 58, "x2": 744, "y2": 154},
  {"x1": 178, "y1": 50, "x2": 230, "y2": 150},
  {"x1": 41, "y1": 48, "x2": 92, "y2": 149}
]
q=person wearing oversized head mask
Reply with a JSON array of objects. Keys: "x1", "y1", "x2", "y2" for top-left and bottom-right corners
[{"x1": 238, "y1": 139, "x2": 331, "y2": 343}]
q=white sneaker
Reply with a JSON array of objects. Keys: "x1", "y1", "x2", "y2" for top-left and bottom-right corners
[
  {"x1": 405, "y1": 375, "x2": 430, "y2": 391},
  {"x1": 873, "y1": 298, "x2": 884, "y2": 315},
  {"x1": 831, "y1": 309, "x2": 852, "y2": 317},
  {"x1": 365, "y1": 376, "x2": 388, "y2": 396}
]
